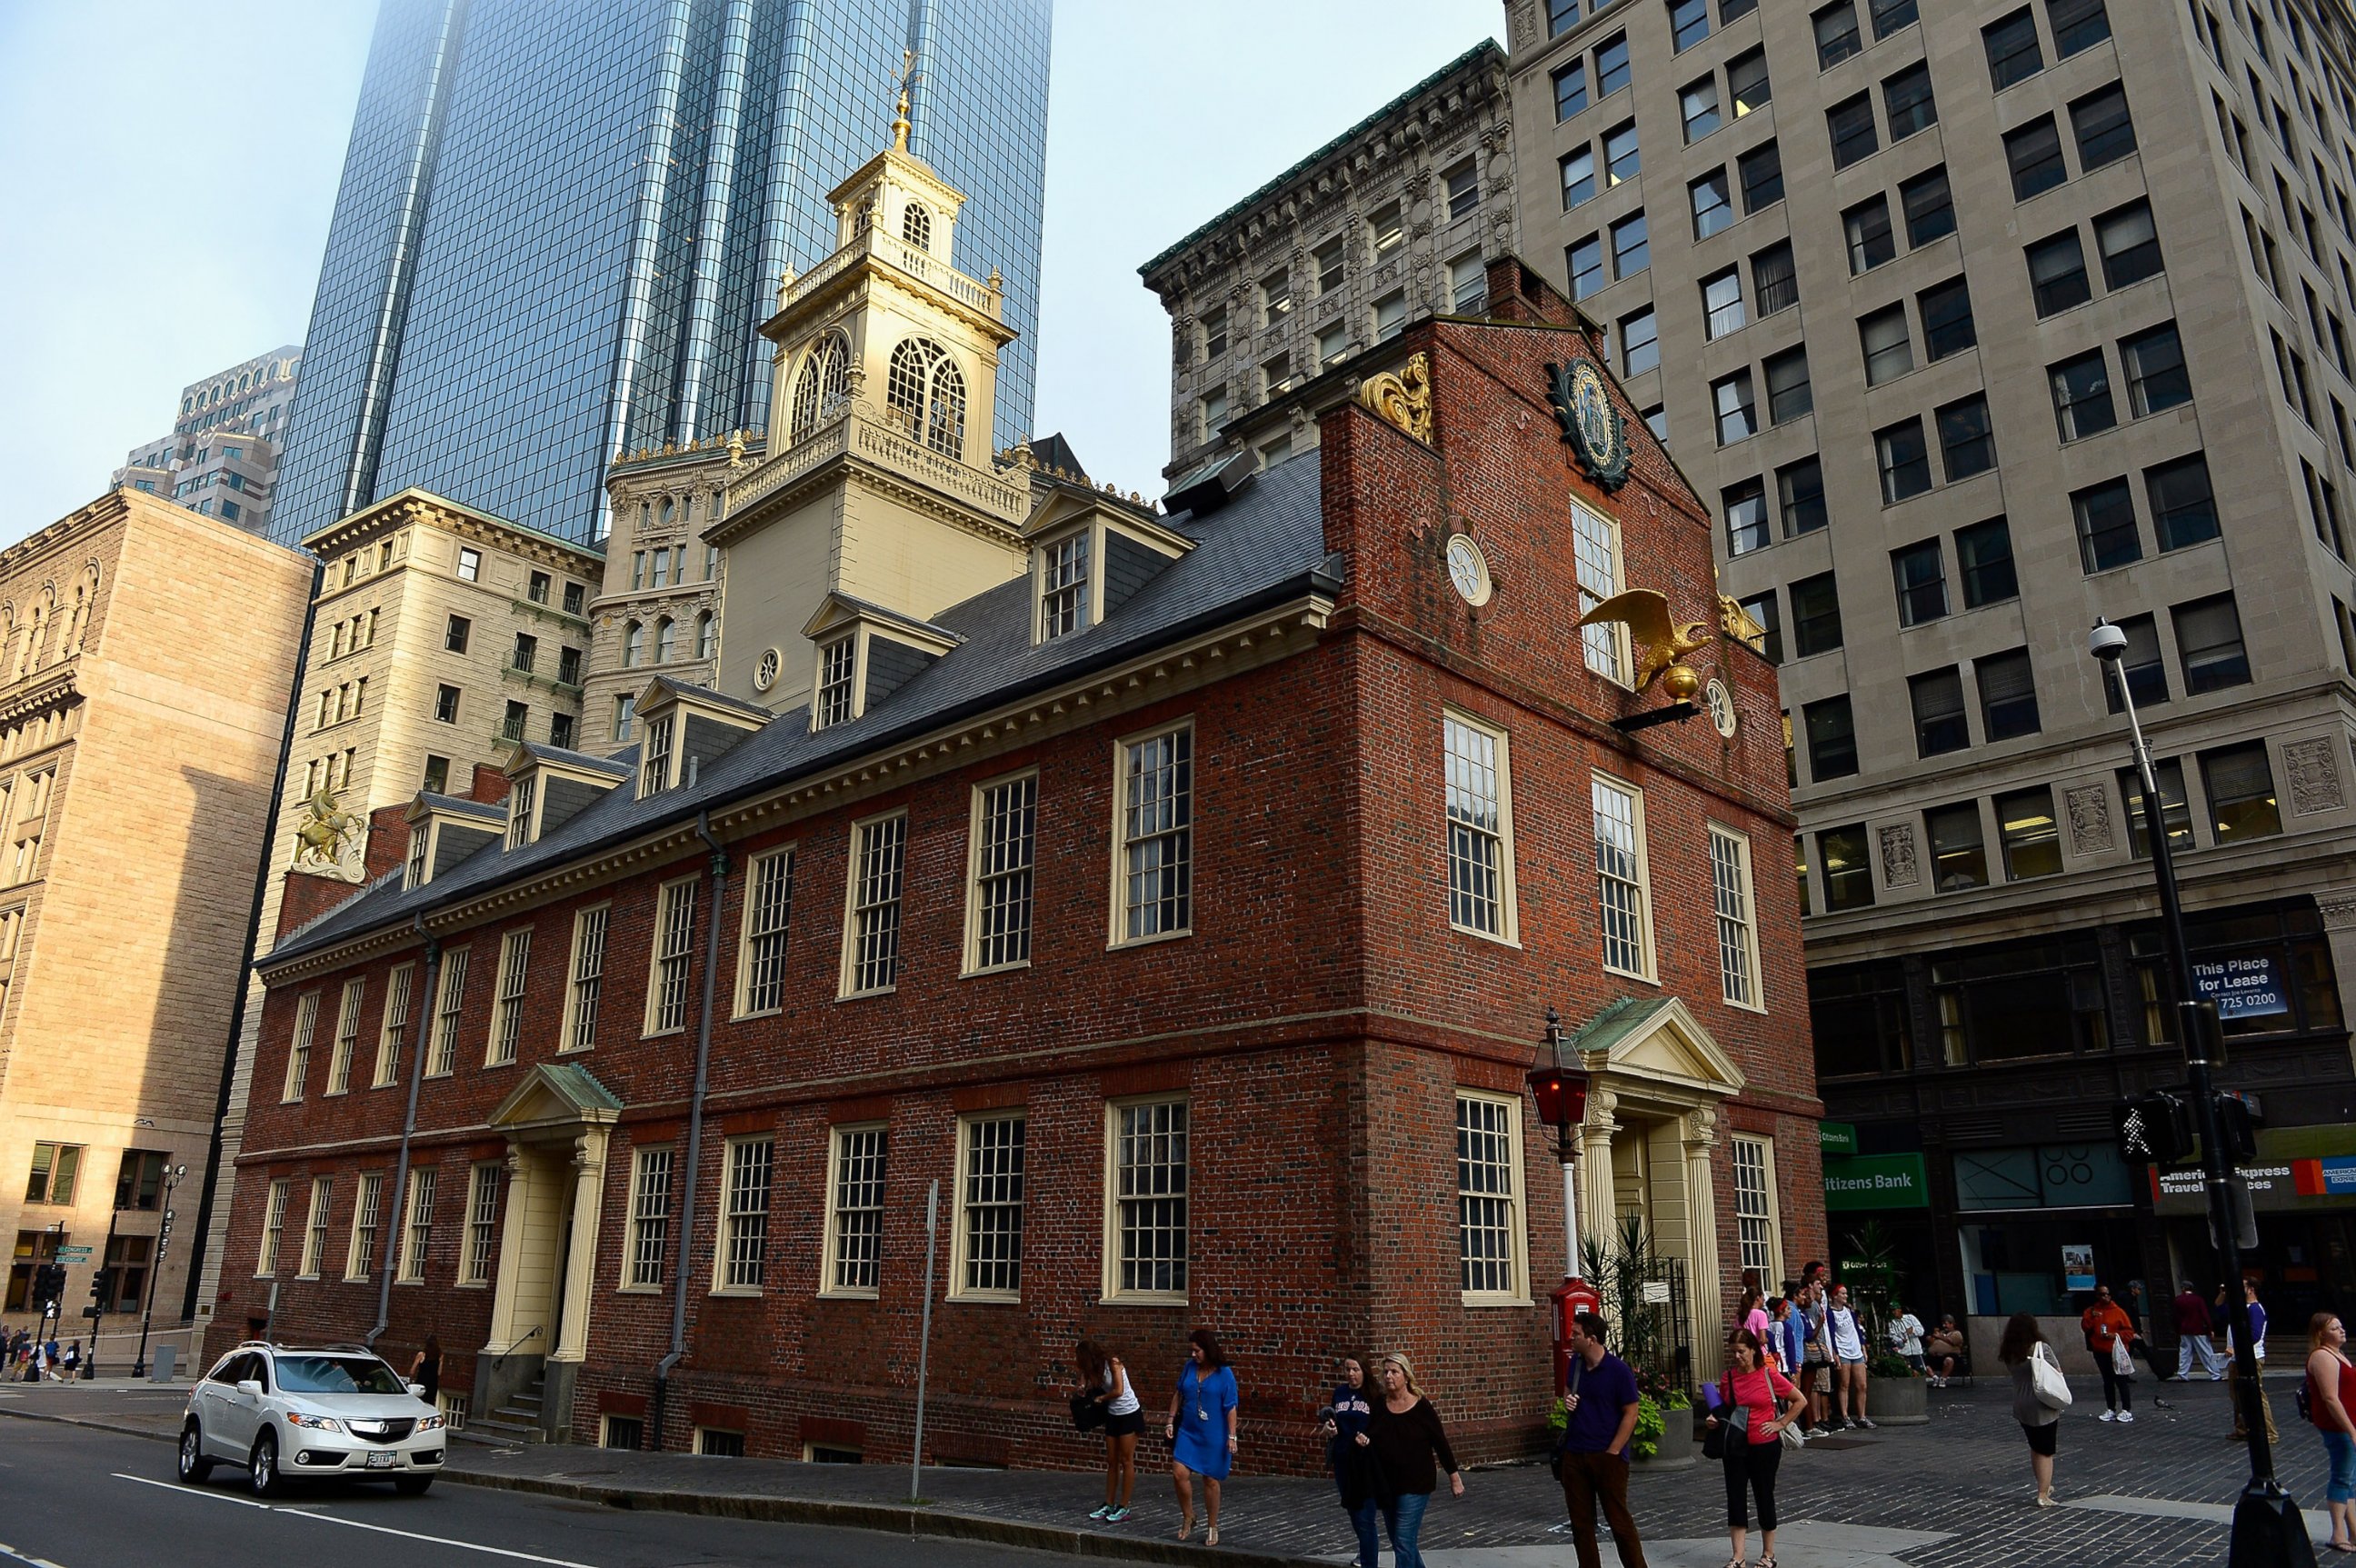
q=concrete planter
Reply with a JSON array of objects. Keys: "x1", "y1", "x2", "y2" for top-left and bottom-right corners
[
  {"x1": 1634, "y1": 1405, "x2": 1695, "y2": 1470},
  {"x1": 1870, "y1": 1373, "x2": 1930, "y2": 1426}
]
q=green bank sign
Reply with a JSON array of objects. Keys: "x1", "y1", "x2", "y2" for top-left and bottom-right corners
[
  {"x1": 1823, "y1": 1153, "x2": 1930, "y2": 1212},
  {"x1": 1819, "y1": 1122, "x2": 1859, "y2": 1156}
]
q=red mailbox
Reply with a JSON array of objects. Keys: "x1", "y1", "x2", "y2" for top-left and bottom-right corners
[{"x1": 1552, "y1": 1275, "x2": 1603, "y2": 1393}]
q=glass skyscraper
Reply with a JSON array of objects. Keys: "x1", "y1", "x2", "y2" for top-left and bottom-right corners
[{"x1": 272, "y1": 0, "x2": 1052, "y2": 549}]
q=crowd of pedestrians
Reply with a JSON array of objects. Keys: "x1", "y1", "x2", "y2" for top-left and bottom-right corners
[{"x1": 4, "y1": 1328, "x2": 78, "y2": 1381}]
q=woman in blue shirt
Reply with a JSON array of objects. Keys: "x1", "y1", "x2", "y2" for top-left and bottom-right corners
[
  {"x1": 1318, "y1": 1353, "x2": 1379, "y2": 1567},
  {"x1": 1164, "y1": 1328, "x2": 1239, "y2": 1546}
]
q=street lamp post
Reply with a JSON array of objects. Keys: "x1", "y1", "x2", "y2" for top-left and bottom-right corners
[
  {"x1": 1529, "y1": 1008, "x2": 1601, "y2": 1390},
  {"x1": 2087, "y1": 619, "x2": 2313, "y2": 1568},
  {"x1": 130, "y1": 1164, "x2": 186, "y2": 1382}
]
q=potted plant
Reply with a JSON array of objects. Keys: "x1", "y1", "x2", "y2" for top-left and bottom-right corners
[
  {"x1": 1629, "y1": 1372, "x2": 1695, "y2": 1468},
  {"x1": 1868, "y1": 1349, "x2": 1929, "y2": 1424}
]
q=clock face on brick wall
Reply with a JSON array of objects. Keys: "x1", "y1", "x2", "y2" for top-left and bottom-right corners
[
  {"x1": 1547, "y1": 359, "x2": 1632, "y2": 494},
  {"x1": 1445, "y1": 534, "x2": 1493, "y2": 607}
]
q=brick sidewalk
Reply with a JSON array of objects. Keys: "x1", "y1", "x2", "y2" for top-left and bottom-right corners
[{"x1": 3, "y1": 1373, "x2": 2341, "y2": 1566}]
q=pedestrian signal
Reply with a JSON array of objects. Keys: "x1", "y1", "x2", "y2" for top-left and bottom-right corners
[{"x1": 2114, "y1": 1093, "x2": 2194, "y2": 1166}]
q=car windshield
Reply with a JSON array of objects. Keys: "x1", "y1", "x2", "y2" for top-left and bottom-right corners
[{"x1": 272, "y1": 1356, "x2": 407, "y2": 1395}]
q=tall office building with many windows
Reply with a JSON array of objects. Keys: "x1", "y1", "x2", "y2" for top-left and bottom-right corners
[
  {"x1": 1505, "y1": 0, "x2": 2356, "y2": 1352},
  {"x1": 269, "y1": 0, "x2": 1052, "y2": 551}
]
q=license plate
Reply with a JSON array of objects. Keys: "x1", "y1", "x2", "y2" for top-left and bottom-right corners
[{"x1": 365, "y1": 1450, "x2": 397, "y2": 1469}]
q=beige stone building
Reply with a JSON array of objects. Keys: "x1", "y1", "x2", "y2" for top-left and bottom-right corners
[
  {"x1": 0, "y1": 489, "x2": 309, "y2": 1363},
  {"x1": 1140, "y1": 40, "x2": 1518, "y2": 479},
  {"x1": 192, "y1": 493, "x2": 602, "y2": 1326},
  {"x1": 1504, "y1": 0, "x2": 2356, "y2": 1343}
]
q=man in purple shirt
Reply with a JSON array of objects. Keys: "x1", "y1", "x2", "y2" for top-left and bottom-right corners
[{"x1": 1556, "y1": 1312, "x2": 1650, "y2": 1568}]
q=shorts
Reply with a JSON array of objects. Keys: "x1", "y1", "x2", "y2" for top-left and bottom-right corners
[
  {"x1": 2022, "y1": 1421, "x2": 2059, "y2": 1457},
  {"x1": 1104, "y1": 1408, "x2": 1145, "y2": 1438},
  {"x1": 1838, "y1": 1353, "x2": 1867, "y2": 1366}
]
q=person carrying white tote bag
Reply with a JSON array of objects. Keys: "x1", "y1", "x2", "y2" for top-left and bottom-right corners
[{"x1": 2004, "y1": 1313, "x2": 2068, "y2": 1507}]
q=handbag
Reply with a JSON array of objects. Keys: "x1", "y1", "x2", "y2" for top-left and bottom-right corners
[
  {"x1": 1069, "y1": 1392, "x2": 1106, "y2": 1433},
  {"x1": 2031, "y1": 1343, "x2": 2074, "y2": 1410},
  {"x1": 1703, "y1": 1374, "x2": 1747, "y2": 1458},
  {"x1": 2111, "y1": 1338, "x2": 2134, "y2": 1378}
]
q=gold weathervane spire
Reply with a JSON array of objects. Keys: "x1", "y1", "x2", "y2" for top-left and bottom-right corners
[{"x1": 892, "y1": 48, "x2": 914, "y2": 151}]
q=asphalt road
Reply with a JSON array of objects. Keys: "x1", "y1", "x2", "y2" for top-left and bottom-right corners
[{"x1": 0, "y1": 1420, "x2": 1062, "y2": 1568}]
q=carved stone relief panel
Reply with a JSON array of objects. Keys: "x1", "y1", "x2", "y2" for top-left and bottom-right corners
[
  {"x1": 2064, "y1": 784, "x2": 2113, "y2": 856},
  {"x1": 2285, "y1": 736, "x2": 2344, "y2": 814},
  {"x1": 1878, "y1": 823, "x2": 1919, "y2": 888}
]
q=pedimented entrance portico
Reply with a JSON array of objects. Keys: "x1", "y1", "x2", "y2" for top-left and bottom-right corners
[
  {"x1": 477, "y1": 1063, "x2": 621, "y2": 1437},
  {"x1": 1564, "y1": 996, "x2": 1748, "y2": 1380}
]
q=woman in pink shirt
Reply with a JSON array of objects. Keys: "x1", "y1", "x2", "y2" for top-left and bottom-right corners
[
  {"x1": 1739, "y1": 1288, "x2": 1773, "y2": 1355},
  {"x1": 1706, "y1": 1328, "x2": 1803, "y2": 1568}
]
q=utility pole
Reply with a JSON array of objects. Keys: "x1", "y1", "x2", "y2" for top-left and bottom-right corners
[{"x1": 132, "y1": 1165, "x2": 187, "y2": 1380}]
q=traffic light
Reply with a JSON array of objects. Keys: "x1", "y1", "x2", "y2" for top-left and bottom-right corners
[
  {"x1": 2213, "y1": 1092, "x2": 2260, "y2": 1164},
  {"x1": 2115, "y1": 1092, "x2": 2196, "y2": 1166},
  {"x1": 86, "y1": 1267, "x2": 106, "y2": 1306},
  {"x1": 31, "y1": 1262, "x2": 65, "y2": 1306}
]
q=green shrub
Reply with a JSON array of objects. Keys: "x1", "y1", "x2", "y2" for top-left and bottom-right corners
[{"x1": 1629, "y1": 1393, "x2": 1666, "y2": 1461}]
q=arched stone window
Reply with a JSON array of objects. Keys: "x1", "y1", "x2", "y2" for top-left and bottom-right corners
[
  {"x1": 902, "y1": 202, "x2": 932, "y2": 253},
  {"x1": 65, "y1": 565, "x2": 98, "y2": 655},
  {"x1": 696, "y1": 613, "x2": 716, "y2": 661},
  {"x1": 624, "y1": 621, "x2": 644, "y2": 667},
  {"x1": 885, "y1": 337, "x2": 966, "y2": 458},
  {"x1": 26, "y1": 590, "x2": 54, "y2": 673},
  {"x1": 790, "y1": 331, "x2": 851, "y2": 443},
  {"x1": 655, "y1": 618, "x2": 676, "y2": 664},
  {"x1": 658, "y1": 496, "x2": 675, "y2": 528}
]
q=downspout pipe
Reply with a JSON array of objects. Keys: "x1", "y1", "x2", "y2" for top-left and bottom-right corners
[
  {"x1": 654, "y1": 810, "x2": 727, "y2": 1449},
  {"x1": 369, "y1": 915, "x2": 440, "y2": 1348}
]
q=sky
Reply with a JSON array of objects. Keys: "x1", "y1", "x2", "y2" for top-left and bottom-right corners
[{"x1": 0, "y1": 1, "x2": 1501, "y2": 546}]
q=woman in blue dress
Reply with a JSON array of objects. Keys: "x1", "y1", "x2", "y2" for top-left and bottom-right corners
[{"x1": 1163, "y1": 1328, "x2": 1239, "y2": 1545}]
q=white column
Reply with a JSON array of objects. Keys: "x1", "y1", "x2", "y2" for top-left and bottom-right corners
[
  {"x1": 553, "y1": 1131, "x2": 607, "y2": 1363},
  {"x1": 1684, "y1": 1106, "x2": 1724, "y2": 1383},
  {"x1": 483, "y1": 1146, "x2": 530, "y2": 1354},
  {"x1": 1579, "y1": 1087, "x2": 1621, "y2": 1273}
]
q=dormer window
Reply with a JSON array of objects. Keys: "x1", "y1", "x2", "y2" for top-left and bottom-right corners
[
  {"x1": 814, "y1": 637, "x2": 856, "y2": 730},
  {"x1": 903, "y1": 202, "x2": 932, "y2": 252},
  {"x1": 639, "y1": 714, "x2": 676, "y2": 797},
  {"x1": 404, "y1": 825, "x2": 430, "y2": 890},
  {"x1": 506, "y1": 774, "x2": 537, "y2": 849},
  {"x1": 1042, "y1": 534, "x2": 1088, "y2": 640}
]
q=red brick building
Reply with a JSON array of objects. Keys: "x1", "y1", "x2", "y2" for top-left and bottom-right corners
[{"x1": 212, "y1": 255, "x2": 1822, "y2": 1471}]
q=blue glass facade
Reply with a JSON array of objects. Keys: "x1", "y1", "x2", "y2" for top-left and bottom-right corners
[{"x1": 272, "y1": 0, "x2": 1052, "y2": 549}]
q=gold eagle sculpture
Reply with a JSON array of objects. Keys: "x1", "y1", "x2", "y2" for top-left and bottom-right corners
[{"x1": 1575, "y1": 588, "x2": 1713, "y2": 694}]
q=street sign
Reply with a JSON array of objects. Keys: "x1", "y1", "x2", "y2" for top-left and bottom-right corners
[{"x1": 53, "y1": 1246, "x2": 92, "y2": 1262}]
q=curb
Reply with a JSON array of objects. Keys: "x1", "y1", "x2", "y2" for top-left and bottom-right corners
[{"x1": 0, "y1": 1405, "x2": 1323, "y2": 1567}]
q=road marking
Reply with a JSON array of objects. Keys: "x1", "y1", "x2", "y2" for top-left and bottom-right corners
[
  {"x1": 0, "y1": 1543, "x2": 71, "y2": 1568},
  {"x1": 109, "y1": 1475, "x2": 603, "y2": 1567}
]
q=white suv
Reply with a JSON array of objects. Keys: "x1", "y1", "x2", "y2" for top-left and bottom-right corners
[{"x1": 177, "y1": 1342, "x2": 447, "y2": 1496}]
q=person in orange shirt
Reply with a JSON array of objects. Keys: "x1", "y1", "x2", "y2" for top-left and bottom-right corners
[{"x1": 2081, "y1": 1284, "x2": 2139, "y2": 1423}]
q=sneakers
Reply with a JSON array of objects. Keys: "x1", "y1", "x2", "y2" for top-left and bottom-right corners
[
  {"x1": 2117, "y1": 1411, "x2": 2136, "y2": 1423},
  {"x1": 1105, "y1": 1507, "x2": 1131, "y2": 1523},
  {"x1": 1856, "y1": 1418, "x2": 1878, "y2": 1430},
  {"x1": 1089, "y1": 1505, "x2": 1113, "y2": 1521},
  {"x1": 2098, "y1": 1410, "x2": 2118, "y2": 1422}
]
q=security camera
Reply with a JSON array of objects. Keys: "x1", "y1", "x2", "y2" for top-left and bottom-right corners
[{"x1": 2087, "y1": 618, "x2": 2128, "y2": 664}]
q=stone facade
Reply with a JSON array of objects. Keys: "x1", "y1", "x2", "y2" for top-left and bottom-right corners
[
  {"x1": 1141, "y1": 41, "x2": 1518, "y2": 479},
  {"x1": 190, "y1": 494, "x2": 603, "y2": 1328},
  {"x1": 206, "y1": 265, "x2": 1822, "y2": 1469},
  {"x1": 0, "y1": 489, "x2": 310, "y2": 1367},
  {"x1": 1503, "y1": 0, "x2": 2356, "y2": 1325}
]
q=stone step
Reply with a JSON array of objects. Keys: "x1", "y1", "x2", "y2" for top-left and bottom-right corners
[{"x1": 455, "y1": 1416, "x2": 545, "y2": 1445}]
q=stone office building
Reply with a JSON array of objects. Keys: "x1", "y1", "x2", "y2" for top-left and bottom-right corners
[
  {"x1": 200, "y1": 115, "x2": 1821, "y2": 1467},
  {"x1": 0, "y1": 489, "x2": 310, "y2": 1368},
  {"x1": 1140, "y1": 39, "x2": 1519, "y2": 480},
  {"x1": 1503, "y1": 0, "x2": 2356, "y2": 1351}
]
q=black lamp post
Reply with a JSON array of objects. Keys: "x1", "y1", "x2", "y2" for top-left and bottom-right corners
[
  {"x1": 129, "y1": 1164, "x2": 187, "y2": 1382},
  {"x1": 1530, "y1": 1008, "x2": 1601, "y2": 1389},
  {"x1": 2087, "y1": 618, "x2": 2312, "y2": 1568}
]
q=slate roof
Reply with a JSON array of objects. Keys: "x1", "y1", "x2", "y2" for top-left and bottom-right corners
[
  {"x1": 265, "y1": 454, "x2": 1336, "y2": 970},
  {"x1": 414, "y1": 792, "x2": 506, "y2": 823},
  {"x1": 514, "y1": 741, "x2": 630, "y2": 777}
]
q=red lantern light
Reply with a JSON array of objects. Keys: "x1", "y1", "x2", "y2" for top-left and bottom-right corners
[{"x1": 1526, "y1": 1062, "x2": 1591, "y2": 1130}]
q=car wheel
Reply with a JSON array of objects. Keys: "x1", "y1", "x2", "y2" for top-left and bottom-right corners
[
  {"x1": 249, "y1": 1431, "x2": 285, "y2": 1498},
  {"x1": 393, "y1": 1475, "x2": 433, "y2": 1496},
  {"x1": 177, "y1": 1422, "x2": 214, "y2": 1483}
]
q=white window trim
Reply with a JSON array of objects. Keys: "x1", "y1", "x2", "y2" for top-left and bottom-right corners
[
  {"x1": 837, "y1": 808, "x2": 908, "y2": 999},
  {"x1": 1106, "y1": 718, "x2": 1195, "y2": 951},
  {"x1": 298, "y1": 1175, "x2": 332, "y2": 1280},
  {"x1": 637, "y1": 713, "x2": 677, "y2": 798},
  {"x1": 620, "y1": 1144, "x2": 674, "y2": 1294},
  {"x1": 1731, "y1": 1134, "x2": 1784, "y2": 1280},
  {"x1": 1032, "y1": 526, "x2": 1094, "y2": 644},
  {"x1": 256, "y1": 1178, "x2": 290, "y2": 1277},
  {"x1": 561, "y1": 904, "x2": 612, "y2": 1053},
  {"x1": 325, "y1": 978, "x2": 364, "y2": 1096},
  {"x1": 488, "y1": 928, "x2": 532, "y2": 1065},
  {"x1": 712, "y1": 1134, "x2": 774, "y2": 1296},
  {"x1": 1443, "y1": 709, "x2": 1522, "y2": 946},
  {"x1": 642, "y1": 873, "x2": 700, "y2": 1037},
  {"x1": 1572, "y1": 498, "x2": 1634, "y2": 688},
  {"x1": 733, "y1": 844, "x2": 796, "y2": 1018},
  {"x1": 963, "y1": 768, "x2": 1038, "y2": 976},
  {"x1": 948, "y1": 1111, "x2": 1026, "y2": 1303},
  {"x1": 811, "y1": 632, "x2": 864, "y2": 731},
  {"x1": 505, "y1": 773, "x2": 539, "y2": 850},
  {"x1": 374, "y1": 963, "x2": 414, "y2": 1088},
  {"x1": 396, "y1": 1165, "x2": 436, "y2": 1283},
  {"x1": 459, "y1": 1162, "x2": 499, "y2": 1288},
  {"x1": 818, "y1": 1121, "x2": 888, "y2": 1300},
  {"x1": 283, "y1": 991, "x2": 320, "y2": 1103},
  {"x1": 345, "y1": 1170, "x2": 384, "y2": 1282},
  {"x1": 426, "y1": 945, "x2": 470, "y2": 1075},
  {"x1": 1100, "y1": 1094, "x2": 1191, "y2": 1306},
  {"x1": 1592, "y1": 771, "x2": 1660, "y2": 984},
  {"x1": 1709, "y1": 824, "x2": 1768, "y2": 1014},
  {"x1": 1455, "y1": 1088, "x2": 1532, "y2": 1307}
]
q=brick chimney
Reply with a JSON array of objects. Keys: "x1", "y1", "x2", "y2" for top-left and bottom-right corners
[
  {"x1": 364, "y1": 803, "x2": 414, "y2": 883},
  {"x1": 467, "y1": 762, "x2": 511, "y2": 806}
]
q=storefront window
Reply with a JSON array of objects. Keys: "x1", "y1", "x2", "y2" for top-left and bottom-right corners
[{"x1": 1808, "y1": 960, "x2": 1912, "y2": 1077}]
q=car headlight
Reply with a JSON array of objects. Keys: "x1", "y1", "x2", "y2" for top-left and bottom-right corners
[
  {"x1": 416, "y1": 1414, "x2": 445, "y2": 1432},
  {"x1": 284, "y1": 1412, "x2": 344, "y2": 1433}
]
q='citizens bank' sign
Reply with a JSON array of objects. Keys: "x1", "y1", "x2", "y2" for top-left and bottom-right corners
[{"x1": 2191, "y1": 954, "x2": 2291, "y2": 1019}]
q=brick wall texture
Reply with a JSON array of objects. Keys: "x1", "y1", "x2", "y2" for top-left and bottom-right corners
[{"x1": 213, "y1": 304, "x2": 1824, "y2": 1472}]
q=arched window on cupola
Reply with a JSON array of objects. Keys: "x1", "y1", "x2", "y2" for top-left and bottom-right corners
[
  {"x1": 790, "y1": 330, "x2": 852, "y2": 443},
  {"x1": 886, "y1": 337, "x2": 966, "y2": 458},
  {"x1": 902, "y1": 202, "x2": 932, "y2": 253},
  {"x1": 624, "y1": 621, "x2": 644, "y2": 668},
  {"x1": 654, "y1": 617, "x2": 676, "y2": 664}
]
